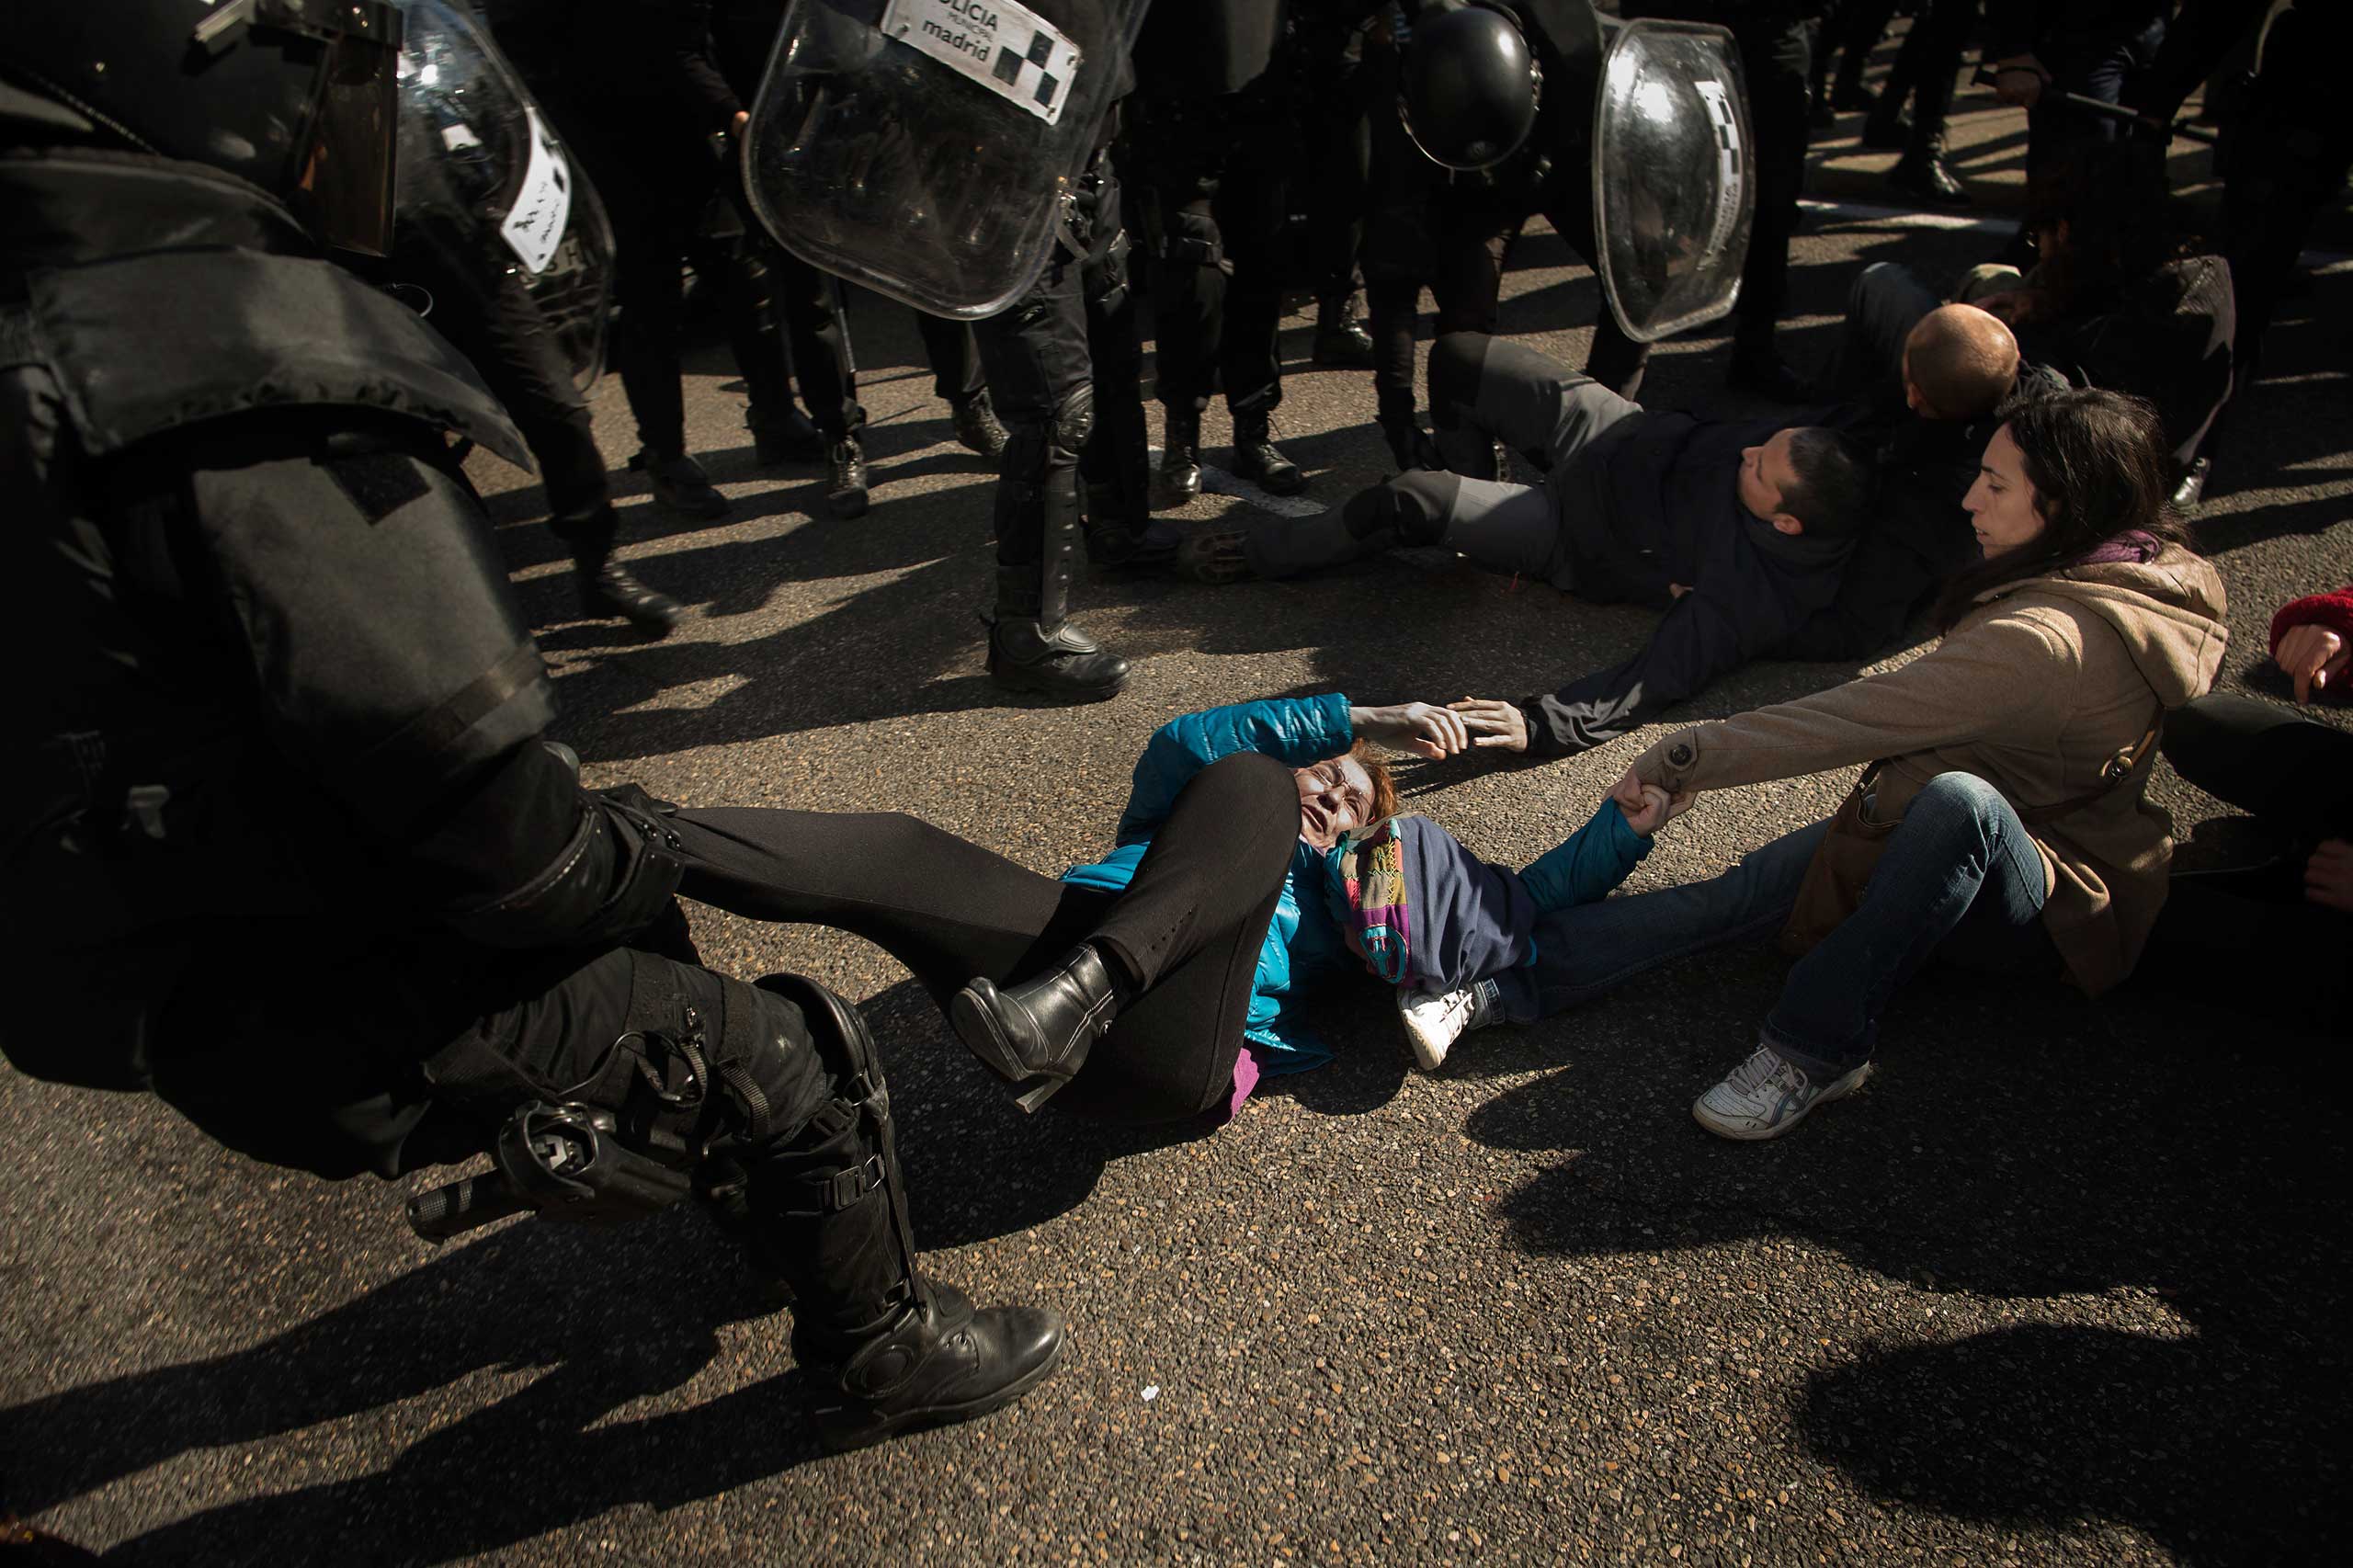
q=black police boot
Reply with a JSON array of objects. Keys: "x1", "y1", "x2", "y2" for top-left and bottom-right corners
[
  {"x1": 1887, "y1": 144, "x2": 1971, "y2": 209},
  {"x1": 986, "y1": 566, "x2": 1131, "y2": 702},
  {"x1": 1233, "y1": 411, "x2": 1308, "y2": 496},
  {"x1": 632, "y1": 449, "x2": 730, "y2": 519},
  {"x1": 747, "y1": 403, "x2": 826, "y2": 466},
  {"x1": 950, "y1": 390, "x2": 1009, "y2": 460},
  {"x1": 1157, "y1": 407, "x2": 1202, "y2": 506},
  {"x1": 825, "y1": 437, "x2": 870, "y2": 519},
  {"x1": 1313, "y1": 294, "x2": 1376, "y2": 368},
  {"x1": 744, "y1": 975, "x2": 1066, "y2": 1451},
  {"x1": 950, "y1": 943, "x2": 1127, "y2": 1112},
  {"x1": 552, "y1": 509, "x2": 686, "y2": 633}
]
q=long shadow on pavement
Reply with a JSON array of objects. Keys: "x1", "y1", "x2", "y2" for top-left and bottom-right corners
[
  {"x1": 3, "y1": 1214, "x2": 789, "y2": 1555},
  {"x1": 1460, "y1": 958, "x2": 2348, "y2": 1562}
]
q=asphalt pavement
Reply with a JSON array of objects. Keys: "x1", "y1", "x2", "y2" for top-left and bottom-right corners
[{"x1": 6, "y1": 54, "x2": 2349, "y2": 1568}]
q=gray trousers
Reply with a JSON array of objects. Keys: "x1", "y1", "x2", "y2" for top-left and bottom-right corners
[{"x1": 1247, "y1": 334, "x2": 1638, "y2": 583}]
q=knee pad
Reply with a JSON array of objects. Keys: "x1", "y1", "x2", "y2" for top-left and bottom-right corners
[
  {"x1": 1051, "y1": 381, "x2": 1096, "y2": 458},
  {"x1": 743, "y1": 973, "x2": 906, "y2": 1231}
]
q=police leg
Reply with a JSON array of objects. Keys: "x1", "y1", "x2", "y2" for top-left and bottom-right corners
[
  {"x1": 437, "y1": 951, "x2": 1066, "y2": 1453},
  {"x1": 724, "y1": 974, "x2": 1064, "y2": 1450},
  {"x1": 1137, "y1": 111, "x2": 1224, "y2": 505},
  {"x1": 449, "y1": 262, "x2": 687, "y2": 634},
  {"x1": 1076, "y1": 186, "x2": 1169, "y2": 572},
  {"x1": 974, "y1": 262, "x2": 1132, "y2": 703},
  {"x1": 730, "y1": 238, "x2": 828, "y2": 467},
  {"x1": 1217, "y1": 131, "x2": 1307, "y2": 497}
]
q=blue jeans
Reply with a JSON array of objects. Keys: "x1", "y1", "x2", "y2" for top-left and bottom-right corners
[{"x1": 1530, "y1": 773, "x2": 2060, "y2": 1074}]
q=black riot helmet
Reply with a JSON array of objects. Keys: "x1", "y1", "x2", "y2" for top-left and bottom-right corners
[
  {"x1": 1399, "y1": 3, "x2": 1545, "y2": 173},
  {"x1": 0, "y1": 0, "x2": 404, "y2": 255}
]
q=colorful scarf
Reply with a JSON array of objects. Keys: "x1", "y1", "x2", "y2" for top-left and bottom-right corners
[{"x1": 1328, "y1": 815, "x2": 1414, "y2": 984}]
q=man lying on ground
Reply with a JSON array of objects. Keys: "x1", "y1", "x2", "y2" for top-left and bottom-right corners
[{"x1": 1257, "y1": 333, "x2": 1872, "y2": 759}]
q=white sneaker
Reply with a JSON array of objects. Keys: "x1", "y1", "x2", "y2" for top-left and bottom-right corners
[
  {"x1": 1691, "y1": 1044, "x2": 1872, "y2": 1142},
  {"x1": 1397, "y1": 977, "x2": 1503, "y2": 1072}
]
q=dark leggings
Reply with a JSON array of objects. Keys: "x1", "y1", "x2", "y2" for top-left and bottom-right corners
[{"x1": 665, "y1": 752, "x2": 1306, "y2": 1121}]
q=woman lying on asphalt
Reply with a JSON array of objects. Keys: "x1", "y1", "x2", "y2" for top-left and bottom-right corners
[
  {"x1": 1441, "y1": 387, "x2": 2229, "y2": 1140},
  {"x1": 656, "y1": 698, "x2": 1680, "y2": 1124}
]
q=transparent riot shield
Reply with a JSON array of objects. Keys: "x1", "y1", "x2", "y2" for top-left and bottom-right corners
[
  {"x1": 391, "y1": 0, "x2": 616, "y2": 389},
  {"x1": 1590, "y1": 19, "x2": 1755, "y2": 343},
  {"x1": 744, "y1": 0, "x2": 1148, "y2": 320}
]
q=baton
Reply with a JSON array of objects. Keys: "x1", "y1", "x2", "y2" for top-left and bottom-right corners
[{"x1": 1972, "y1": 67, "x2": 2220, "y2": 146}]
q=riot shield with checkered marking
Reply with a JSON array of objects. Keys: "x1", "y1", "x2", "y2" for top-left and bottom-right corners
[
  {"x1": 1590, "y1": 18, "x2": 1756, "y2": 343},
  {"x1": 743, "y1": 0, "x2": 1146, "y2": 319}
]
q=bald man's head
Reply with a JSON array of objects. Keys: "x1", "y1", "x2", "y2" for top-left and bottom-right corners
[{"x1": 1901, "y1": 304, "x2": 2020, "y2": 421}]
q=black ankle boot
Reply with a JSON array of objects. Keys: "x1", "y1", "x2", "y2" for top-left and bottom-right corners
[
  {"x1": 951, "y1": 390, "x2": 1009, "y2": 460},
  {"x1": 826, "y1": 437, "x2": 870, "y2": 519},
  {"x1": 554, "y1": 509, "x2": 686, "y2": 632},
  {"x1": 1313, "y1": 295, "x2": 1376, "y2": 368},
  {"x1": 582, "y1": 559, "x2": 686, "y2": 632},
  {"x1": 633, "y1": 449, "x2": 730, "y2": 518},
  {"x1": 986, "y1": 616, "x2": 1131, "y2": 701},
  {"x1": 950, "y1": 943, "x2": 1124, "y2": 1111},
  {"x1": 1233, "y1": 411, "x2": 1307, "y2": 496},
  {"x1": 804, "y1": 1281, "x2": 1065, "y2": 1452},
  {"x1": 986, "y1": 524, "x2": 1131, "y2": 705},
  {"x1": 1158, "y1": 408, "x2": 1202, "y2": 506},
  {"x1": 1888, "y1": 146, "x2": 1971, "y2": 208}
]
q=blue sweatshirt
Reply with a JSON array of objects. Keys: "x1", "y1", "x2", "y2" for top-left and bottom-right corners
[{"x1": 1322, "y1": 803, "x2": 1652, "y2": 1021}]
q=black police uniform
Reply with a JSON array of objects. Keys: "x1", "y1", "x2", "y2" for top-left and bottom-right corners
[
  {"x1": 0, "y1": 51, "x2": 1056, "y2": 1447},
  {"x1": 972, "y1": 67, "x2": 1151, "y2": 702},
  {"x1": 1364, "y1": 0, "x2": 1649, "y2": 468},
  {"x1": 1130, "y1": 0, "x2": 1310, "y2": 498}
]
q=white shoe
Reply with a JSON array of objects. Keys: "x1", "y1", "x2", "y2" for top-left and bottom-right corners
[
  {"x1": 1691, "y1": 1043, "x2": 1872, "y2": 1141},
  {"x1": 1397, "y1": 977, "x2": 1503, "y2": 1072}
]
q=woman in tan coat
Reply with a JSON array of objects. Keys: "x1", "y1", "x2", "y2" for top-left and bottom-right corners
[{"x1": 1463, "y1": 388, "x2": 2230, "y2": 1141}]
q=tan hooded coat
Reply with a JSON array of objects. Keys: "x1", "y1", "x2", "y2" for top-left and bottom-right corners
[{"x1": 1632, "y1": 546, "x2": 2231, "y2": 994}]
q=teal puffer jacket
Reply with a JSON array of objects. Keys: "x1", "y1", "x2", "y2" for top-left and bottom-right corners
[{"x1": 1061, "y1": 694, "x2": 1355, "y2": 1072}]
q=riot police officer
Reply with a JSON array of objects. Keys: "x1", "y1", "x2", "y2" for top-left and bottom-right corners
[
  {"x1": 1130, "y1": 1, "x2": 1312, "y2": 502},
  {"x1": 1368, "y1": 1, "x2": 1651, "y2": 472},
  {"x1": 0, "y1": 0, "x2": 1062, "y2": 1451},
  {"x1": 968, "y1": 71, "x2": 1154, "y2": 701}
]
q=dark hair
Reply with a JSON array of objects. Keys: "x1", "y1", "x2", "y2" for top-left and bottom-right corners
[
  {"x1": 1779, "y1": 427, "x2": 1874, "y2": 538},
  {"x1": 1931, "y1": 385, "x2": 2193, "y2": 631}
]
